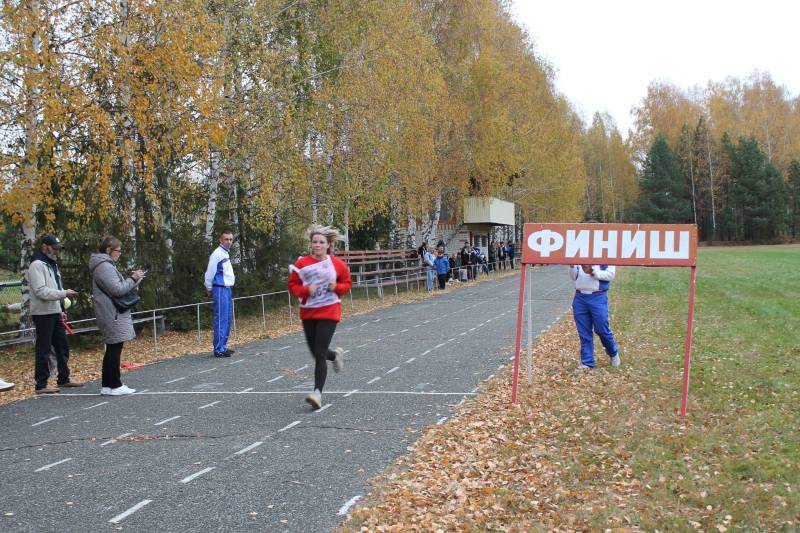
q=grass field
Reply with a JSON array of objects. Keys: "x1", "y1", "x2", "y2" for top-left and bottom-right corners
[{"x1": 342, "y1": 245, "x2": 800, "y2": 531}]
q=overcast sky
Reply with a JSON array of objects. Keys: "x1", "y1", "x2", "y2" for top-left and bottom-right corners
[{"x1": 509, "y1": 0, "x2": 800, "y2": 136}]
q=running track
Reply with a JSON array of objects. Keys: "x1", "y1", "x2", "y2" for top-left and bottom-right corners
[{"x1": 0, "y1": 267, "x2": 573, "y2": 532}]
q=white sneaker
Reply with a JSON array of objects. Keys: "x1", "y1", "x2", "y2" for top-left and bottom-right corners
[
  {"x1": 109, "y1": 385, "x2": 136, "y2": 396},
  {"x1": 577, "y1": 363, "x2": 593, "y2": 370},
  {"x1": 332, "y1": 347, "x2": 344, "y2": 373},
  {"x1": 0, "y1": 378, "x2": 15, "y2": 392},
  {"x1": 610, "y1": 354, "x2": 621, "y2": 368},
  {"x1": 100, "y1": 387, "x2": 113, "y2": 395},
  {"x1": 305, "y1": 389, "x2": 322, "y2": 410}
]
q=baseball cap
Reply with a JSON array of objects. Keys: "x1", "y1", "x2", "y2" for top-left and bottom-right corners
[{"x1": 40, "y1": 235, "x2": 63, "y2": 249}]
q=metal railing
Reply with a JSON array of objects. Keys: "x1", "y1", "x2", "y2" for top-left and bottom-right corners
[{"x1": 0, "y1": 257, "x2": 521, "y2": 351}]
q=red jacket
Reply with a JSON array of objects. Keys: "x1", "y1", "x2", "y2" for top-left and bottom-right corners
[{"x1": 287, "y1": 255, "x2": 352, "y2": 321}]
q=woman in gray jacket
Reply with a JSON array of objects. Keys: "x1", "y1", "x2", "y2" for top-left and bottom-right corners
[{"x1": 89, "y1": 236, "x2": 146, "y2": 396}]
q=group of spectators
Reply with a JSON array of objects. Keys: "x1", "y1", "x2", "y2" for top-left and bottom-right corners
[{"x1": 417, "y1": 239, "x2": 517, "y2": 291}]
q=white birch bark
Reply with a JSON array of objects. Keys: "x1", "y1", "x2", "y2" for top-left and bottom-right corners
[
  {"x1": 205, "y1": 149, "x2": 220, "y2": 243},
  {"x1": 343, "y1": 204, "x2": 350, "y2": 250},
  {"x1": 705, "y1": 127, "x2": 717, "y2": 236}
]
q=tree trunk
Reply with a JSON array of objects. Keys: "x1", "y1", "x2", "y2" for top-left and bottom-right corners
[
  {"x1": 705, "y1": 128, "x2": 717, "y2": 237},
  {"x1": 405, "y1": 212, "x2": 416, "y2": 249},
  {"x1": 18, "y1": 215, "x2": 36, "y2": 334},
  {"x1": 343, "y1": 204, "x2": 350, "y2": 250},
  {"x1": 421, "y1": 193, "x2": 442, "y2": 245},
  {"x1": 205, "y1": 149, "x2": 220, "y2": 243}
]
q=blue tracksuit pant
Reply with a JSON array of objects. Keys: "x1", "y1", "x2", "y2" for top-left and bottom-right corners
[
  {"x1": 572, "y1": 291, "x2": 618, "y2": 368},
  {"x1": 212, "y1": 286, "x2": 233, "y2": 353}
]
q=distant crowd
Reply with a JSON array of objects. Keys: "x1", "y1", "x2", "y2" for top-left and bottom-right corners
[{"x1": 416, "y1": 239, "x2": 517, "y2": 291}]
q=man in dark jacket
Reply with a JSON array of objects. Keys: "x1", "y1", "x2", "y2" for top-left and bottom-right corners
[{"x1": 459, "y1": 241, "x2": 472, "y2": 280}]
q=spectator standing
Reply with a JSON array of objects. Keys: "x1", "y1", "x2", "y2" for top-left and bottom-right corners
[
  {"x1": 433, "y1": 248, "x2": 450, "y2": 289},
  {"x1": 27, "y1": 235, "x2": 82, "y2": 394},
  {"x1": 570, "y1": 265, "x2": 620, "y2": 369},
  {"x1": 487, "y1": 241, "x2": 496, "y2": 272},
  {"x1": 460, "y1": 241, "x2": 472, "y2": 280},
  {"x1": 497, "y1": 241, "x2": 506, "y2": 270},
  {"x1": 448, "y1": 253, "x2": 457, "y2": 281},
  {"x1": 505, "y1": 240, "x2": 515, "y2": 269},
  {"x1": 89, "y1": 236, "x2": 146, "y2": 395},
  {"x1": 204, "y1": 230, "x2": 236, "y2": 358},
  {"x1": 422, "y1": 244, "x2": 435, "y2": 292},
  {"x1": 287, "y1": 225, "x2": 352, "y2": 409}
]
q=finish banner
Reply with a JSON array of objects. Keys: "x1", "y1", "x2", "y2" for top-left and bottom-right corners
[{"x1": 522, "y1": 223, "x2": 698, "y2": 267}]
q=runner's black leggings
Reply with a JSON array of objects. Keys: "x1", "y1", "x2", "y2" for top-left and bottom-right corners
[{"x1": 302, "y1": 319, "x2": 338, "y2": 392}]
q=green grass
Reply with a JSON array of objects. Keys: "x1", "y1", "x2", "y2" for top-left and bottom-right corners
[{"x1": 610, "y1": 244, "x2": 800, "y2": 530}]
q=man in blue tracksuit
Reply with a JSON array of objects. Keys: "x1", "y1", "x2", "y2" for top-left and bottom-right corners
[
  {"x1": 570, "y1": 264, "x2": 620, "y2": 369},
  {"x1": 204, "y1": 230, "x2": 236, "y2": 357}
]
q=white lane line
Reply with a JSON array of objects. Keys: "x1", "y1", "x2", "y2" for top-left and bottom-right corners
[
  {"x1": 486, "y1": 374, "x2": 495, "y2": 380},
  {"x1": 109, "y1": 500, "x2": 152, "y2": 524},
  {"x1": 228, "y1": 359, "x2": 245, "y2": 365},
  {"x1": 294, "y1": 364, "x2": 309, "y2": 372},
  {"x1": 387, "y1": 333, "x2": 395, "y2": 337},
  {"x1": 315, "y1": 404, "x2": 332, "y2": 413},
  {"x1": 360, "y1": 322, "x2": 369, "y2": 327},
  {"x1": 342, "y1": 350, "x2": 350, "y2": 354},
  {"x1": 180, "y1": 466, "x2": 215, "y2": 484},
  {"x1": 164, "y1": 376, "x2": 186, "y2": 384},
  {"x1": 198, "y1": 401, "x2": 221, "y2": 409},
  {"x1": 469, "y1": 327, "x2": 476, "y2": 332},
  {"x1": 406, "y1": 358, "x2": 415, "y2": 364},
  {"x1": 279, "y1": 420, "x2": 301, "y2": 432},
  {"x1": 367, "y1": 377, "x2": 381, "y2": 384},
  {"x1": 458, "y1": 331, "x2": 467, "y2": 336},
  {"x1": 386, "y1": 366, "x2": 400, "y2": 375},
  {"x1": 239, "y1": 387, "x2": 254, "y2": 394},
  {"x1": 83, "y1": 401, "x2": 109, "y2": 410},
  {"x1": 100, "y1": 432, "x2": 133, "y2": 447},
  {"x1": 356, "y1": 343, "x2": 368, "y2": 348},
  {"x1": 421, "y1": 350, "x2": 431, "y2": 356},
  {"x1": 267, "y1": 376, "x2": 283, "y2": 383},
  {"x1": 434, "y1": 343, "x2": 445, "y2": 349},
  {"x1": 400, "y1": 328, "x2": 409, "y2": 333},
  {"x1": 31, "y1": 416, "x2": 61, "y2": 427},
  {"x1": 154, "y1": 415, "x2": 181, "y2": 426},
  {"x1": 136, "y1": 389, "x2": 150, "y2": 394},
  {"x1": 338, "y1": 495, "x2": 362, "y2": 516},
  {"x1": 343, "y1": 389, "x2": 358, "y2": 397},
  {"x1": 372, "y1": 318, "x2": 381, "y2": 323},
  {"x1": 35, "y1": 458, "x2": 72, "y2": 472},
  {"x1": 436, "y1": 417, "x2": 448, "y2": 425},
  {"x1": 56, "y1": 390, "x2": 478, "y2": 396},
  {"x1": 413, "y1": 324, "x2": 421, "y2": 328},
  {"x1": 277, "y1": 345, "x2": 292, "y2": 351},
  {"x1": 234, "y1": 441, "x2": 263, "y2": 455},
  {"x1": 423, "y1": 320, "x2": 430, "y2": 324},
  {"x1": 196, "y1": 367, "x2": 217, "y2": 375},
  {"x1": 447, "y1": 338, "x2": 456, "y2": 342}
]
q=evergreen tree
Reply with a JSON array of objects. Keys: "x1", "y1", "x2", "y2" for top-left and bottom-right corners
[
  {"x1": 634, "y1": 134, "x2": 693, "y2": 223},
  {"x1": 726, "y1": 137, "x2": 787, "y2": 241}
]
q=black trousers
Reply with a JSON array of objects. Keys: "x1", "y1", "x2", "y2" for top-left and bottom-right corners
[
  {"x1": 437, "y1": 273, "x2": 447, "y2": 289},
  {"x1": 302, "y1": 319, "x2": 338, "y2": 392},
  {"x1": 102, "y1": 342, "x2": 124, "y2": 388},
  {"x1": 33, "y1": 313, "x2": 70, "y2": 389}
]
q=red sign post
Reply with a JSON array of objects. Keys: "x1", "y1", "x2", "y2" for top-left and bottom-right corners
[{"x1": 512, "y1": 223, "x2": 699, "y2": 417}]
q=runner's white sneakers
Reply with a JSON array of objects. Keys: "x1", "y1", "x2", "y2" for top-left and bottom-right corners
[
  {"x1": 0, "y1": 378, "x2": 15, "y2": 392},
  {"x1": 332, "y1": 347, "x2": 344, "y2": 373},
  {"x1": 101, "y1": 385, "x2": 136, "y2": 396},
  {"x1": 611, "y1": 354, "x2": 621, "y2": 368},
  {"x1": 305, "y1": 389, "x2": 322, "y2": 410}
]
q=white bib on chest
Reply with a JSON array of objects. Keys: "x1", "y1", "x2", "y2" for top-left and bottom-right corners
[{"x1": 290, "y1": 256, "x2": 340, "y2": 308}]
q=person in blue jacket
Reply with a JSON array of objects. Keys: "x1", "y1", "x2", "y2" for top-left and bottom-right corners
[
  {"x1": 204, "y1": 229, "x2": 236, "y2": 357},
  {"x1": 570, "y1": 264, "x2": 620, "y2": 369},
  {"x1": 433, "y1": 248, "x2": 450, "y2": 289}
]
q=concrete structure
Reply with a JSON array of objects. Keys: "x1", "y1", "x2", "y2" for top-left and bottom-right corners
[{"x1": 462, "y1": 197, "x2": 516, "y2": 253}]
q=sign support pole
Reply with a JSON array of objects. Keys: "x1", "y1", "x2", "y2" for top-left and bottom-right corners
[
  {"x1": 680, "y1": 266, "x2": 697, "y2": 418},
  {"x1": 510, "y1": 265, "x2": 527, "y2": 404}
]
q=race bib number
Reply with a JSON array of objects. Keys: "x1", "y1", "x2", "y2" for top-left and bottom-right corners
[{"x1": 290, "y1": 257, "x2": 340, "y2": 308}]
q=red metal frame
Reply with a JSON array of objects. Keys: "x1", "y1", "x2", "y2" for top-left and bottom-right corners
[{"x1": 512, "y1": 223, "x2": 699, "y2": 419}]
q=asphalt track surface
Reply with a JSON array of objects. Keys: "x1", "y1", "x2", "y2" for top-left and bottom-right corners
[{"x1": 0, "y1": 267, "x2": 574, "y2": 532}]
